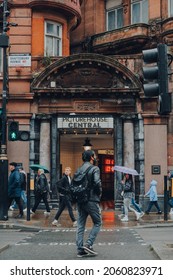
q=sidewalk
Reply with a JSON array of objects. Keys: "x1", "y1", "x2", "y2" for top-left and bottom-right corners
[{"x1": 0, "y1": 209, "x2": 173, "y2": 259}]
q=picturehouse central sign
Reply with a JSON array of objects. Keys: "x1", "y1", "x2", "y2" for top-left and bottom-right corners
[{"x1": 58, "y1": 117, "x2": 114, "y2": 129}]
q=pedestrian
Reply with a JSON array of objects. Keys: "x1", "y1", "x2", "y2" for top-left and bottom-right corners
[
  {"x1": 8, "y1": 162, "x2": 23, "y2": 218},
  {"x1": 52, "y1": 167, "x2": 77, "y2": 227},
  {"x1": 31, "y1": 169, "x2": 50, "y2": 216},
  {"x1": 75, "y1": 150, "x2": 102, "y2": 258},
  {"x1": 145, "y1": 179, "x2": 162, "y2": 214},
  {"x1": 120, "y1": 173, "x2": 144, "y2": 222},
  {"x1": 10, "y1": 167, "x2": 27, "y2": 211}
]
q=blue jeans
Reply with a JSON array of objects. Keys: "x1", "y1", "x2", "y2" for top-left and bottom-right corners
[
  {"x1": 11, "y1": 190, "x2": 27, "y2": 209},
  {"x1": 76, "y1": 201, "x2": 102, "y2": 252},
  {"x1": 131, "y1": 197, "x2": 142, "y2": 213},
  {"x1": 146, "y1": 201, "x2": 161, "y2": 213}
]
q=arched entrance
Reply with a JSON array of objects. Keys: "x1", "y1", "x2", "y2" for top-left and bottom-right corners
[{"x1": 30, "y1": 53, "x2": 144, "y2": 209}]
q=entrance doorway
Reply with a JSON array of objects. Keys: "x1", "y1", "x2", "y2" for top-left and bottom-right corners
[{"x1": 59, "y1": 132, "x2": 114, "y2": 209}]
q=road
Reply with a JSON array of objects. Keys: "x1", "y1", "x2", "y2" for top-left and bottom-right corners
[{"x1": 0, "y1": 227, "x2": 159, "y2": 260}]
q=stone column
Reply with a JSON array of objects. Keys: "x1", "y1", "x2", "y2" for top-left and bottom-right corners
[
  {"x1": 39, "y1": 120, "x2": 50, "y2": 173},
  {"x1": 114, "y1": 116, "x2": 123, "y2": 209},
  {"x1": 123, "y1": 120, "x2": 134, "y2": 168}
]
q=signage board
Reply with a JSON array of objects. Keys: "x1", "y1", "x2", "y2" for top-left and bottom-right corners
[
  {"x1": 9, "y1": 54, "x2": 31, "y2": 67},
  {"x1": 58, "y1": 117, "x2": 114, "y2": 129}
]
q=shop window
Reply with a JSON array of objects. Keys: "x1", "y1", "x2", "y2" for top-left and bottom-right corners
[
  {"x1": 107, "y1": 6, "x2": 124, "y2": 31},
  {"x1": 169, "y1": 0, "x2": 173, "y2": 16},
  {"x1": 45, "y1": 21, "x2": 62, "y2": 56},
  {"x1": 131, "y1": 0, "x2": 148, "y2": 24}
]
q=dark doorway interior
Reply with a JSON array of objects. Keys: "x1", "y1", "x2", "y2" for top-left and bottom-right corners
[{"x1": 98, "y1": 153, "x2": 114, "y2": 209}]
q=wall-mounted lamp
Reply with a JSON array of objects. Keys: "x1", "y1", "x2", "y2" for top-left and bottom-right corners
[{"x1": 83, "y1": 137, "x2": 92, "y2": 151}]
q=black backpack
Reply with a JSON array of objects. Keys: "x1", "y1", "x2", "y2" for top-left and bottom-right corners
[{"x1": 70, "y1": 165, "x2": 93, "y2": 203}]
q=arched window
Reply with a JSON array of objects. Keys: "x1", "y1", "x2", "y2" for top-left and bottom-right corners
[{"x1": 44, "y1": 21, "x2": 62, "y2": 56}]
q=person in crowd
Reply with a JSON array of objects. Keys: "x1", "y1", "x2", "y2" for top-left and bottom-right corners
[
  {"x1": 31, "y1": 169, "x2": 50, "y2": 216},
  {"x1": 52, "y1": 167, "x2": 77, "y2": 227},
  {"x1": 145, "y1": 179, "x2": 162, "y2": 214},
  {"x1": 10, "y1": 166, "x2": 27, "y2": 211},
  {"x1": 120, "y1": 173, "x2": 144, "y2": 222},
  {"x1": 8, "y1": 162, "x2": 23, "y2": 218},
  {"x1": 75, "y1": 150, "x2": 102, "y2": 258}
]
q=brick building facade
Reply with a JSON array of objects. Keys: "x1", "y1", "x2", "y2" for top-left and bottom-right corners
[{"x1": 1, "y1": 0, "x2": 173, "y2": 209}]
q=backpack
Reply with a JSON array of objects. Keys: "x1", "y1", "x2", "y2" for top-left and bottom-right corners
[{"x1": 70, "y1": 165, "x2": 93, "y2": 204}]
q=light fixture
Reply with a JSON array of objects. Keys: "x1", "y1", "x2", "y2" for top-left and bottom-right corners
[{"x1": 83, "y1": 137, "x2": 93, "y2": 151}]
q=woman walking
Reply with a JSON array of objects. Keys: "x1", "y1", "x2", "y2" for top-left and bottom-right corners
[{"x1": 120, "y1": 173, "x2": 144, "y2": 222}]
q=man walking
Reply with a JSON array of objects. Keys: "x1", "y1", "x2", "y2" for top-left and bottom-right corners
[
  {"x1": 52, "y1": 167, "x2": 77, "y2": 227},
  {"x1": 8, "y1": 162, "x2": 23, "y2": 218},
  {"x1": 75, "y1": 150, "x2": 102, "y2": 258}
]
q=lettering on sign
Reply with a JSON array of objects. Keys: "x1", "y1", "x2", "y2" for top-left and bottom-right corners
[{"x1": 58, "y1": 117, "x2": 114, "y2": 129}]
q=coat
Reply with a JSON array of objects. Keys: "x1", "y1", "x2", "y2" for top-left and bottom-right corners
[
  {"x1": 56, "y1": 174, "x2": 71, "y2": 198},
  {"x1": 8, "y1": 168, "x2": 21, "y2": 198},
  {"x1": 145, "y1": 180, "x2": 158, "y2": 201},
  {"x1": 76, "y1": 162, "x2": 102, "y2": 202}
]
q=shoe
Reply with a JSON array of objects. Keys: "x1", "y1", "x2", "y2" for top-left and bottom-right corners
[
  {"x1": 30, "y1": 210, "x2": 35, "y2": 214},
  {"x1": 121, "y1": 216, "x2": 129, "y2": 222},
  {"x1": 44, "y1": 211, "x2": 50, "y2": 216},
  {"x1": 118, "y1": 214, "x2": 124, "y2": 219},
  {"x1": 77, "y1": 251, "x2": 89, "y2": 258},
  {"x1": 83, "y1": 244, "x2": 98, "y2": 256},
  {"x1": 73, "y1": 221, "x2": 77, "y2": 227},
  {"x1": 157, "y1": 211, "x2": 162, "y2": 214},
  {"x1": 23, "y1": 208, "x2": 27, "y2": 212},
  {"x1": 15, "y1": 214, "x2": 23, "y2": 219},
  {"x1": 140, "y1": 211, "x2": 145, "y2": 218},
  {"x1": 9, "y1": 206, "x2": 14, "y2": 211},
  {"x1": 136, "y1": 212, "x2": 141, "y2": 221},
  {"x1": 52, "y1": 219, "x2": 58, "y2": 226},
  {"x1": 145, "y1": 211, "x2": 149, "y2": 215}
]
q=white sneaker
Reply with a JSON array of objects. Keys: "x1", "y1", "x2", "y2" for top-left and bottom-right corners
[
  {"x1": 140, "y1": 211, "x2": 145, "y2": 218},
  {"x1": 73, "y1": 221, "x2": 77, "y2": 227},
  {"x1": 136, "y1": 212, "x2": 141, "y2": 221},
  {"x1": 52, "y1": 219, "x2": 58, "y2": 226},
  {"x1": 44, "y1": 211, "x2": 50, "y2": 216},
  {"x1": 30, "y1": 210, "x2": 35, "y2": 214},
  {"x1": 23, "y1": 208, "x2": 27, "y2": 212},
  {"x1": 9, "y1": 206, "x2": 14, "y2": 211},
  {"x1": 121, "y1": 216, "x2": 128, "y2": 222},
  {"x1": 118, "y1": 214, "x2": 124, "y2": 219}
]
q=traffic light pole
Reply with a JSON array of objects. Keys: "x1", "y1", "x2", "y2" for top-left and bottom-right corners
[{"x1": 0, "y1": 0, "x2": 9, "y2": 220}]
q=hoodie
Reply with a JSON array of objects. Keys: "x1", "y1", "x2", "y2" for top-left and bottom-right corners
[{"x1": 145, "y1": 179, "x2": 158, "y2": 201}]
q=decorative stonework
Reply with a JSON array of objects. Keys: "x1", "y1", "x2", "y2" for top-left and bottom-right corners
[{"x1": 74, "y1": 101, "x2": 99, "y2": 111}]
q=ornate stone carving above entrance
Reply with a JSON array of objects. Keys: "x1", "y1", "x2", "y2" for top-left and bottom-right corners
[
  {"x1": 31, "y1": 53, "x2": 142, "y2": 94},
  {"x1": 74, "y1": 101, "x2": 99, "y2": 111}
]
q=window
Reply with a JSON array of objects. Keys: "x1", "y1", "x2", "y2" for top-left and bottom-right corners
[
  {"x1": 45, "y1": 21, "x2": 62, "y2": 56},
  {"x1": 131, "y1": 0, "x2": 148, "y2": 24},
  {"x1": 169, "y1": 0, "x2": 173, "y2": 16},
  {"x1": 107, "y1": 7, "x2": 123, "y2": 31}
]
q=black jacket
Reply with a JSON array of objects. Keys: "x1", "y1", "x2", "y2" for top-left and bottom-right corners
[
  {"x1": 57, "y1": 174, "x2": 71, "y2": 198},
  {"x1": 76, "y1": 162, "x2": 102, "y2": 202}
]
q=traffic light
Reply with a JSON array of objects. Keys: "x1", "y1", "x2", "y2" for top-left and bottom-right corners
[
  {"x1": 8, "y1": 121, "x2": 30, "y2": 141},
  {"x1": 18, "y1": 131, "x2": 30, "y2": 141},
  {"x1": 8, "y1": 121, "x2": 19, "y2": 141},
  {"x1": 142, "y1": 43, "x2": 171, "y2": 115}
]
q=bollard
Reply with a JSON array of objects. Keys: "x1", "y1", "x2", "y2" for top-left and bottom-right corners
[
  {"x1": 26, "y1": 173, "x2": 30, "y2": 221},
  {"x1": 164, "y1": 175, "x2": 169, "y2": 221}
]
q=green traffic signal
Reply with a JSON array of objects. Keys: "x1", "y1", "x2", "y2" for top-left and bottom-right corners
[{"x1": 8, "y1": 121, "x2": 19, "y2": 141}]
